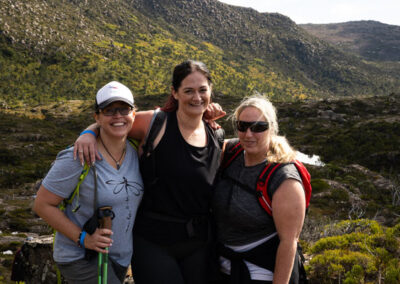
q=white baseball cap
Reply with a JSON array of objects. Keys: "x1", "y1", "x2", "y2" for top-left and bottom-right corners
[{"x1": 96, "y1": 81, "x2": 134, "y2": 109}]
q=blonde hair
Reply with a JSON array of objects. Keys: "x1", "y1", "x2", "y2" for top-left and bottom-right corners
[{"x1": 233, "y1": 95, "x2": 297, "y2": 163}]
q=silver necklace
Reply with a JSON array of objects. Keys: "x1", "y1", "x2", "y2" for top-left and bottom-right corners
[{"x1": 99, "y1": 135, "x2": 126, "y2": 170}]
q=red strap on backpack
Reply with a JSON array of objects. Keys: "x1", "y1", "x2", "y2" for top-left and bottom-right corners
[
  {"x1": 222, "y1": 141, "x2": 244, "y2": 168},
  {"x1": 222, "y1": 140, "x2": 312, "y2": 216},
  {"x1": 256, "y1": 163, "x2": 280, "y2": 215},
  {"x1": 294, "y1": 160, "x2": 312, "y2": 209}
]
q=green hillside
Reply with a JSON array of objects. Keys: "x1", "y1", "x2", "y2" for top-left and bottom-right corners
[
  {"x1": 1, "y1": 94, "x2": 399, "y2": 283},
  {"x1": 0, "y1": 0, "x2": 399, "y2": 106}
]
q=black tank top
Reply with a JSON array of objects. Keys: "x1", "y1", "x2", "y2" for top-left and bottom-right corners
[{"x1": 134, "y1": 111, "x2": 221, "y2": 244}]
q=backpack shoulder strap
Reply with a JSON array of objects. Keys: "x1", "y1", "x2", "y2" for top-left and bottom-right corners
[
  {"x1": 220, "y1": 138, "x2": 242, "y2": 169},
  {"x1": 54, "y1": 163, "x2": 94, "y2": 284},
  {"x1": 214, "y1": 127, "x2": 225, "y2": 149},
  {"x1": 293, "y1": 160, "x2": 312, "y2": 209},
  {"x1": 256, "y1": 163, "x2": 284, "y2": 216},
  {"x1": 127, "y1": 137, "x2": 139, "y2": 151},
  {"x1": 256, "y1": 160, "x2": 312, "y2": 216},
  {"x1": 59, "y1": 163, "x2": 90, "y2": 212},
  {"x1": 141, "y1": 108, "x2": 167, "y2": 158}
]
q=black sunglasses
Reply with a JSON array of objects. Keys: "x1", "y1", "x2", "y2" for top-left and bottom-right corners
[
  {"x1": 236, "y1": 121, "x2": 269, "y2": 133},
  {"x1": 101, "y1": 106, "x2": 134, "y2": 116}
]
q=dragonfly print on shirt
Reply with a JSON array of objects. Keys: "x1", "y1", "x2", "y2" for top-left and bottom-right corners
[{"x1": 106, "y1": 177, "x2": 143, "y2": 232}]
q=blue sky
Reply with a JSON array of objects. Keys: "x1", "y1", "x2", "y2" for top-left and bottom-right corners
[{"x1": 218, "y1": 0, "x2": 400, "y2": 26}]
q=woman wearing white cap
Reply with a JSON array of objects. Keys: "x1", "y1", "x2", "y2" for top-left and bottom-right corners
[
  {"x1": 74, "y1": 61, "x2": 226, "y2": 284},
  {"x1": 33, "y1": 81, "x2": 144, "y2": 283}
]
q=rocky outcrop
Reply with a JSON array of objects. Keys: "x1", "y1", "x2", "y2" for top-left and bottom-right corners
[
  {"x1": 10, "y1": 235, "x2": 134, "y2": 283},
  {"x1": 10, "y1": 235, "x2": 63, "y2": 283},
  {"x1": 318, "y1": 109, "x2": 347, "y2": 122}
]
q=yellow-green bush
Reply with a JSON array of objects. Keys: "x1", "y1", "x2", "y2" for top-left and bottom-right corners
[{"x1": 307, "y1": 220, "x2": 400, "y2": 283}]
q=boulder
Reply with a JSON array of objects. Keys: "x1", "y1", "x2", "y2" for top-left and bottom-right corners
[
  {"x1": 10, "y1": 235, "x2": 63, "y2": 283},
  {"x1": 10, "y1": 235, "x2": 134, "y2": 283}
]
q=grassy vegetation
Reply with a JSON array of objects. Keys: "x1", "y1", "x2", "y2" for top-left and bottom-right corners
[
  {"x1": 0, "y1": 93, "x2": 399, "y2": 283},
  {"x1": 1, "y1": 0, "x2": 400, "y2": 108},
  {"x1": 307, "y1": 220, "x2": 400, "y2": 284}
]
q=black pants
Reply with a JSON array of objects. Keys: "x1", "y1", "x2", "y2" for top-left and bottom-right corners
[{"x1": 132, "y1": 235, "x2": 209, "y2": 284}]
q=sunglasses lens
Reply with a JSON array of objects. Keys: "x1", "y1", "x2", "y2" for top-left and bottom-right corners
[
  {"x1": 119, "y1": 107, "x2": 131, "y2": 115},
  {"x1": 251, "y1": 123, "x2": 269, "y2": 132},
  {"x1": 102, "y1": 107, "x2": 133, "y2": 116},
  {"x1": 103, "y1": 108, "x2": 115, "y2": 116},
  {"x1": 236, "y1": 121, "x2": 269, "y2": 132},
  {"x1": 236, "y1": 121, "x2": 251, "y2": 132}
]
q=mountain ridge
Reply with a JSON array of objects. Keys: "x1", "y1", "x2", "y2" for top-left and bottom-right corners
[
  {"x1": 0, "y1": 0, "x2": 399, "y2": 105},
  {"x1": 300, "y1": 20, "x2": 400, "y2": 62}
]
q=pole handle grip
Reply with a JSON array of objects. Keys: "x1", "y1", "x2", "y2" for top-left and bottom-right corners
[{"x1": 98, "y1": 206, "x2": 113, "y2": 230}]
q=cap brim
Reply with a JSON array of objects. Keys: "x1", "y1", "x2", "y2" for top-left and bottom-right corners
[{"x1": 97, "y1": 97, "x2": 134, "y2": 109}]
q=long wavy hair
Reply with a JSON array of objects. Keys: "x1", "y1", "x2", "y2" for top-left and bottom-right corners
[{"x1": 233, "y1": 94, "x2": 297, "y2": 163}]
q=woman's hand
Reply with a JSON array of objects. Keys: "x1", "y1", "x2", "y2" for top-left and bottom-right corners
[
  {"x1": 84, "y1": 228, "x2": 113, "y2": 254},
  {"x1": 73, "y1": 129, "x2": 101, "y2": 166},
  {"x1": 203, "y1": 103, "x2": 226, "y2": 129}
]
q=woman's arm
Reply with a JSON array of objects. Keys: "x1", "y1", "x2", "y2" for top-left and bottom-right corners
[
  {"x1": 73, "y1": 110, "x2": 154, "y2": 165},
  {"x1": 33, "y1": 185, "x2": 113, "y2": 253},
  {"x1": 74, "y1": 103, "x2": 225, "y2": 164},
  {"x1": 272, "y1": 179, "x2": 305, "y2": 284},
  {"x1": 73, "y1": 123, "x2": 99, "y2": 165}
]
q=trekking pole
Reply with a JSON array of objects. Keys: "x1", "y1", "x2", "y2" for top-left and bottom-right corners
[
  {"x1": 98, "y1": 250, "x2": 103, "y2": 284},
  {"x1": 98, "y1": 206, "x2": 113, "y2": 284}
]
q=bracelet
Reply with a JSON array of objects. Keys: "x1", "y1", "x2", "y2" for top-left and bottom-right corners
[
  {"x1": 77, "y1": 231, "x2": 87, "y2": 248},
  {"x1": 80, "y1": 130, "x2": 97, "y2": 138}
]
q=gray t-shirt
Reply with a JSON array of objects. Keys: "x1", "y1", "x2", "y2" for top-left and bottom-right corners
[
  {"x1": 42, "y1": 141, "x2": 143, "y2": 267},
  {"x1": 213, "y1": 153, "x2": 302, "y2": 246}
]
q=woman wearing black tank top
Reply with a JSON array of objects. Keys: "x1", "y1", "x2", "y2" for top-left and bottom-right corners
[{"x1": 74, "y1": 60, "x2": 225, "y2": 284}]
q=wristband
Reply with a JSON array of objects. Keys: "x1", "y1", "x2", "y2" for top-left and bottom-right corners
[
  {"x1": 80, "y1": 130, "x2": 97, "y2": 138},
  {"x1": 77, "y1": 231, "x2": 87, "y2": 248}
]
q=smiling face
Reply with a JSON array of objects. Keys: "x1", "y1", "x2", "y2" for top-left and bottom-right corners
[
  {"x1": 172, "y1": 71, "x2": 211, "y2": 117},
  {"x1": 237, "y1": 106, "x2": 270, "y2": 159},
  {"x1": 95, "y1": 101, "x2": 135, "y2": 139}
]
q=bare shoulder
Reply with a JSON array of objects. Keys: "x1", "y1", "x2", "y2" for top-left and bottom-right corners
[{"x1": 129, "y1": 109, "x2": 155, "y2": 140}]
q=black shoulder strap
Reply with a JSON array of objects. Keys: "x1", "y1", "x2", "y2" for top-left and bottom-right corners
[
  {"x1": 214, "y1": 127, "x2": 225, "y2": 149},
  {"x1": 141, "y1": 109, "x2": 167, "y2": 158}
]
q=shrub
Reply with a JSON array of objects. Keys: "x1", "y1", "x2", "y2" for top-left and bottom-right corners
[
  {"x1": 308, "y1": 249, "x2": 375, "y2": 283},
  {"x1": 308, "y1": 220, "x2": 400, "y2": 283},
  {"x1": 330, "y1": 187, "x2": 349, "y2": 202},
  {"x1": 310, "y1": 179, "x2": 330, "y2": 193}
]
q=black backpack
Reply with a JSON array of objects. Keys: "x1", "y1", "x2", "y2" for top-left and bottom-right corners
[{"x1": 141, "y1": 108, "x2": 224, "y2": 159}]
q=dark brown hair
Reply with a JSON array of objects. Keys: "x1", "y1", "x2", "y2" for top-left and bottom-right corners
[{"x1": 162, "y1": 60, "x2": 213, "y2": 112}]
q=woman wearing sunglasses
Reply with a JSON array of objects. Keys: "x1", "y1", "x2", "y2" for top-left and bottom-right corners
[
  {"x1": 213, "y1": 95, "x2": 306, "y2": 284},
  {"x1": 34, "y1": 81, "x2": 144, "y2": 283}
]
